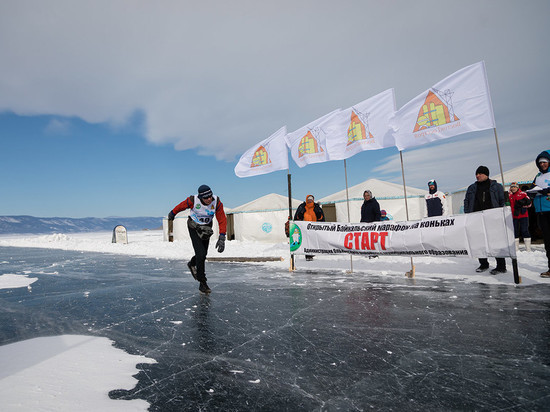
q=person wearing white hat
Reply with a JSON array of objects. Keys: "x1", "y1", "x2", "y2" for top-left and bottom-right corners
[{"x1": 532, "y1": 150, "x2": 550, "y2": 277}]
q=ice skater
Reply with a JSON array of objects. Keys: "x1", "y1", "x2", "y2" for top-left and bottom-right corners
[{"x1": 168, "y1": 184, "x2": 227, "y2": 293}]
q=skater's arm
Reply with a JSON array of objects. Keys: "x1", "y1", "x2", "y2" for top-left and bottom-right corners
[
  {"x1": 172, "y1": 197, "x2": 194, "y2": 216},
  {"x1": 215, "y1": 200, "x2": 227, "y2": 235}
]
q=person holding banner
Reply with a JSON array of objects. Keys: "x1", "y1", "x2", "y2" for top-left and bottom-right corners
[
  {"x1": 360, "y1": 190, "x2": 381, "y2": 223},
  {"x1": 168, "y1": 185, "x2": 227, "y2": 294},
  {"x1": 464, "y1": 166, "x2": 507, "y2": 275},
  {"x1": 508, "y1": 182, "x2": 532, "y2": 252},
  {"x1": 294, "y1": 195, "x2": 325, "y2": 261},
  {"x1": 531, "y1": 151, "x2": 550, "y2": 278},
  {"x1": 425, "y1": 179, "x2": 448, "y2": 217}
]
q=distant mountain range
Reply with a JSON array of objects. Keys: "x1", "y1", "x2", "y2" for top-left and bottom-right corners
[{"x1": 0, "y1": 215, "x2": 163, "y2": 234}]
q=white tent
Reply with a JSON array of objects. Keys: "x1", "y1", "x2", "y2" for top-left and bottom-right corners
[
  {"x1": 448, "y1": 160, "x2": 539, "y2": 214},
  {"x1": 318, "y1": 178, "x2": 427, "y2": 222},
  {"x1": 230, "y1": 193, "x2": 302, "y2": 242},
  {"x1": 490, "y1": 161, "x2": 538, "y2": 187}
]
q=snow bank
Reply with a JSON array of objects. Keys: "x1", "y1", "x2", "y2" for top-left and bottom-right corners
[{"x1": 0, "y1": 230, "x2": 549, "y2": 286}]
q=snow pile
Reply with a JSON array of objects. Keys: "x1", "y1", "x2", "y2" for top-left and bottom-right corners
[{"x1": 0, "y1": 335, "x2": 155, "y2": 411}]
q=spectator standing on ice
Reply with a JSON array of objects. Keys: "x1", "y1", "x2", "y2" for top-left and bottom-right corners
[
  {"x1": 463, "y1": 166, "x2": 507, "y2": 275},
  {"x1": 360, "y1": 190, "x2": 381, "y2": 223},
  {"x1": 424, "y1": 179, "x2": 448, "y2": 217},
  {"x1": 531, "y1": 151, "x2": 550, "y2": 277},
  {"x1": 294, "y1": 194, "x2": 325, "y2": 261},
  {"x1": 508, "y1": 182, "x2": 532, "y2": 252},
  {"x1": 380, "y1": 210, "x2": 392, "y2": 221},
  {"x1": 168, "y1": 185, "x2": 226, "y2": 293}
]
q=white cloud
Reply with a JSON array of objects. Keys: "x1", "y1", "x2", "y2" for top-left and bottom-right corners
[
  {"x1": 44, "y1": 118, "x2": 71, "y2": 135},
  {"x1": 0, "y1": 0, "x2": 549, "y2": 161}
]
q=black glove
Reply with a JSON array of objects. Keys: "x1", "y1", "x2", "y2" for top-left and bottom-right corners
[
  {"x1": 216, "y1": 234, "x2": 226, "y2": 253},
  {"x1": 541, "y1": 187, "x2": 550, "y2": 195},
  {"x1": 168, "y1": 211, "x2": 175, "y2": 221}
]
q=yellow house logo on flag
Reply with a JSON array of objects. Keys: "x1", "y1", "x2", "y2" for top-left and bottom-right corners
[
  {"x1": 347, "y1": 111, "x2": 373, "y2": 146},
  {"x1": 250, "y1": 145, "x2": 270, "y2": 168},
  {"x1": 298, "y1": 131, "x2": 324, "y2": 158},
  {"x1": 413, "y1": 89, "x2": 459, "y2": 133}
]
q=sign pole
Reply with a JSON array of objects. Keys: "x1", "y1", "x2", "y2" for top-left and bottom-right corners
[
  {"x1": 400, "y1": 151, "x2": 415, "y2": 278},
  {"x1": 288, "y1": 171, "x2": 295, "y2": 271},
  {"x1": 344, "y1": 159, "x2": 353, "y2": 273}
]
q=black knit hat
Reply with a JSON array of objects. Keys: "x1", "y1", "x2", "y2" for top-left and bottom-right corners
[
  {"x1": 197, "y1": 184, "x2": 213, "y2": 199},
  {"x1": 475, "y1": 166, "x2": 489, "y2": 176}
]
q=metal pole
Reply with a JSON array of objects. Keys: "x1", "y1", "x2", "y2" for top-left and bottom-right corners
[
  {"x1": 493, "y1": 128, "x2": 506, "y2": 187},
  {"x1": 344, "y1": 160, "x2": 353, "y2": 273},
  {"x1": 288, "y1": 171, "x2": 295, "y2": 271},
  {"x1": 400, "y1": 151, "x2": 415, "y2": 277}
]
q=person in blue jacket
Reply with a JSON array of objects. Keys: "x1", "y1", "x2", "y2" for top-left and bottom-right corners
[
  {"x1": 531, "y1": 150, "x2": 550, "y2": 277},
  {"x1": 463, "y1": 166, "x2": 506, "y2": 275}
]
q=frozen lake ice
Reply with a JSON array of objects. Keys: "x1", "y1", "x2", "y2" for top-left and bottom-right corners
[{"x1": 1, "y1": 245, "x2": 549, "y2": 410}]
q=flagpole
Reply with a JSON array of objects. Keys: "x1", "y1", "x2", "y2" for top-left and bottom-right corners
[
  {"x1": 492, "y1": 127, "x2": 519, "y2": 282},
  {"x1": 287, "y1": 169, "x2": 295, "y2": 271},
  {"x1": 493, "y1": 128, "x2": 506, "y2": 187},
  {"x1": 344, "y1": 159, "x2": 353, "y2": 273},
  {"x1": 399, "y1": 151, "x2": 415, "y2": 278}
]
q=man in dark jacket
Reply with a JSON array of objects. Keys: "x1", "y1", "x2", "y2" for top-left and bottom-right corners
[
  {"x1": 360, "y1": 190, "x2": 381, "y2": 223},
  {"x1": 463, "y1": 166, "x2": 506, "y2": 275},
  {"x1": 531, "y1": 150, "x2": 550, "y2": 277}
]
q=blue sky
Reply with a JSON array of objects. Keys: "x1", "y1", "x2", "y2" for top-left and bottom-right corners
[{"x1": 1, "y1": 1, "x2": 548, "y2": 218}]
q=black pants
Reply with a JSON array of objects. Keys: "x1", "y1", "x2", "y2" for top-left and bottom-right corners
[
  {"x1": 478, "y1": 257, "x2": 506, "y2": 271},
  {"x1": 188, "y1": 225, "x2": 210, "y2": 282},
  {"x1": 538, "y1": 212, "x2": 550, "y2": 271}
]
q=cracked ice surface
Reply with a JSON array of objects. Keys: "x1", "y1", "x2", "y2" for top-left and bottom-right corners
[{"x1": 0, "y1": 243, "x2": 549, "y2": 410}]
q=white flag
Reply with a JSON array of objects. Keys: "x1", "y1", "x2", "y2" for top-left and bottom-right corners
[
  {"x1": 324, "y1": 89, "x2": 396, "y2": 160},
  {"x1": 390, "y1": 61, "x2": 496, "y2": 151},
  {"x1": 234, "y1": 126, "x2": 289, "y2": 177},
  {"x1": 285, "y1": 110, "x2": 340, "y2": 168}
]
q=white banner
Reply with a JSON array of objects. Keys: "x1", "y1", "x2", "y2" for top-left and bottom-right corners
[
  {"x1": 389, "y1": 61, "x2": 496, "y2": 151},
  {"x1": 234, "y1": 126, "x2": 289, "y2": 177},
  {"x1": 285, "y1": 110, "x2": 340, "y2": 168},
  {"x1": 325, "y1": 89, "x2": 397, "y2": 160},
  {"x1": 289, "y1": 207, "x2": 516, "y2": 259}
]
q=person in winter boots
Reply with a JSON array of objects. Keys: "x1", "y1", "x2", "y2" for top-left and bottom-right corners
[
  {"x1": 168, "y1": 184, "x2": 227, "y2": 293},
  {"x1": 294, "y1": 194, "x2": 325, "y2": 261},
  {"x1": 464, "y1": 166, "x2": 507, "y2": 275},
  {"x1": 508, "y1": 182, "x2": 532, "y2": 252},
  {"x1": 360, "y1": 190, "x2": 381, "y2": 223},
  {"x1": 424, "y1": 179, "x2": 448, "y2": 217},
  {"x1": 531, "y1": 151, "x2": 550, "y2": 278}
]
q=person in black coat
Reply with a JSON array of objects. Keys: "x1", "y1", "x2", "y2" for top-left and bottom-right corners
[
  {"x1": 463, "y1": 165, "x2": 506, "y2": 275},
  {"x1": 360, "y1": 190, "x2": 381, "y2": 223}
]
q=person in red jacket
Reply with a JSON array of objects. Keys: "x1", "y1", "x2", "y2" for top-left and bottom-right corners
[
  {"x1": 508, "y1": 182, "x2": 532, "y2": 252},
  {"x1": 168, "y1": 185, "x2": 227, "y2": 294}
]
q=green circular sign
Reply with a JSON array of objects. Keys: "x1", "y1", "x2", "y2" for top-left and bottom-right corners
[{"x1": 289, "y1": 223, "x2": 302, "y2": 252}]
